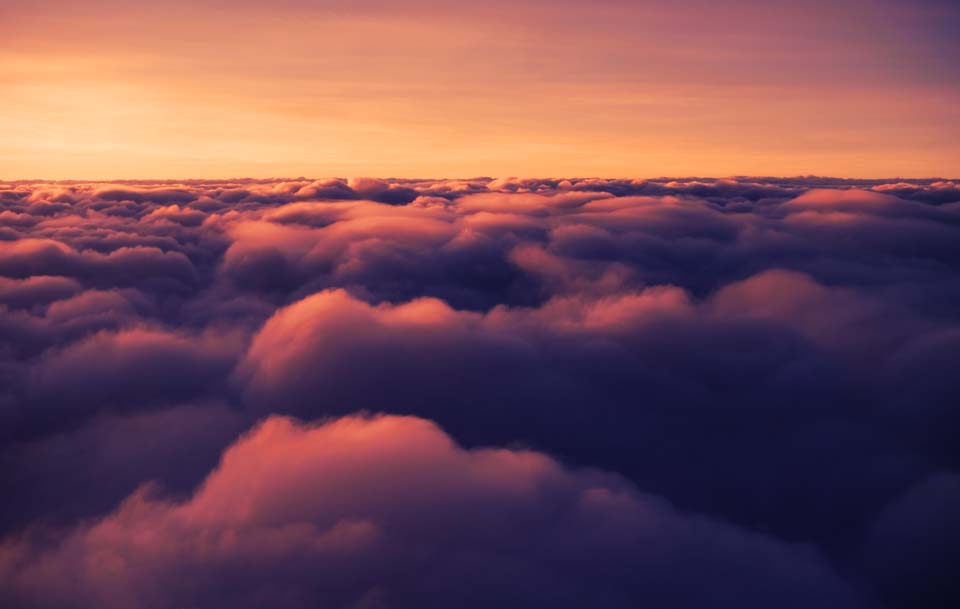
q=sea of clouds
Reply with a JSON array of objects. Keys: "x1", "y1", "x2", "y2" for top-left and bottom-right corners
[{"x1": 1, "y1": 176, "x2": 959, "y2": 609}]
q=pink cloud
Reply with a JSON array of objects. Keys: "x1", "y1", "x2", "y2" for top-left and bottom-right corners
[{"x1": 0, "y1": 413, "x2": 860, "y2": 609}]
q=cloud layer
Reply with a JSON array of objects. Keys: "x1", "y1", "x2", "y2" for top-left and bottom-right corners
[{"x1": 1, "y1": 176, "x2": 959, "y2": 608}]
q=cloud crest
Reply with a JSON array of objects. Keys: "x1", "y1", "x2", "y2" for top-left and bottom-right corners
[{"x1": 1, "y1": 414, "x2": 861, "y2": 609}]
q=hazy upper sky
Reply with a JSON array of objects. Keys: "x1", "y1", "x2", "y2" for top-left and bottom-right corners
[{"x1": 2, "y1": 0, "x2": 958, "y2": 179}]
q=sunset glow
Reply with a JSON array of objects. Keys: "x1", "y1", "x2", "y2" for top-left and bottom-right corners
[
  {"x1": 2, "y1": 2, "x2": 959, "y2": 609},
  {"x1": 3, "y1": 0, "x2": 958, "y2": 179}
]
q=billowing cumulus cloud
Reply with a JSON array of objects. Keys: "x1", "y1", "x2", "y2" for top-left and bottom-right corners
[
  {"x1": 0, "y1": 414, "x2": 861, "y2": 609},
  {"x1": 1, "y1": 176, "x2": 959, "y2": 609}
]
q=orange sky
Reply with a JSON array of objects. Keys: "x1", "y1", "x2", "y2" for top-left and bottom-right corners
[{"x1": 2, "y1": 0, "x2": 958, "y2": 179}]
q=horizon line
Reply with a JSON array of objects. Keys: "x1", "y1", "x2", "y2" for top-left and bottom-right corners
[{"x1": 2, "y1": 175, "x2": 957, "y2": 184}]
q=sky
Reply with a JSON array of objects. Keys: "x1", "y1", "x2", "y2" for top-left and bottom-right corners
[
  {"x1": 2, "y1": 4, "x2": 960, "y2": 606},
  {"x1": 2, "y1": 0, "x2": 958, "y2": 179}
]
